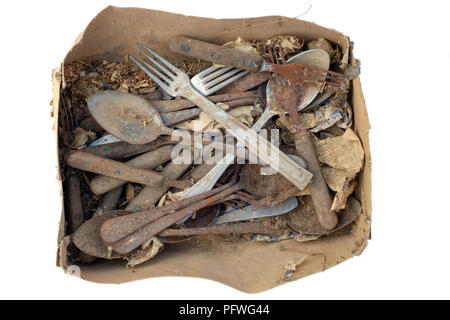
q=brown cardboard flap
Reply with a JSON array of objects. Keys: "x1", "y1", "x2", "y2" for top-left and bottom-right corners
[{"x1": 54, "y1": 6, "x2": 371, "y2": 293}]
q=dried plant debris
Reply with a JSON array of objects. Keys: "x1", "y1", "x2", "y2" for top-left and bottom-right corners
[
  {"x1": 174, "y1": 58, "x2": 212, "y2": 77},
  {"x1": 257, "y1": 35, "x2": 305, "y2": 59}
]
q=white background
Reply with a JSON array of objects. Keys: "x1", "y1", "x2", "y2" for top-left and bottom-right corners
[{"x1": 0, "y1": 0, "x2": 449, "y2": 299}]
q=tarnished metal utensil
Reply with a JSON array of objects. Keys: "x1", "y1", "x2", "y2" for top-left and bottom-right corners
[
  {"x1": 89, "y1": 145, "x2": 174, "y2": 196},
  {"x1": 130, "y1": 43, "x2": 313, "y2": 191},
  {"x1": 65, "y1": 151, "x2": 193, "y2": 190},
  {"x1": 85, "y1": 136, "x2": 178, "y2": 159},
  {"x1": 191, "y1": 65, "x2": 249, "y2": 95},
  {"x1": 214, "y1": 197, "x2": 298, "y2": 225},
  {"x1": 159, "y1": 222, "x2": 281, "y2": 237},
  {"x1": 159, "y1": 205, "x2": 221, "y2": 243},
  {"x1": 287, "y1": 49, "x2": 330, "y2": 111},
  {"x1": 72, "y1": 211, "x2": 127, "y2": 259},
  {"x1": 103, "y1": 162, "x2": 298, "y2": 254}
]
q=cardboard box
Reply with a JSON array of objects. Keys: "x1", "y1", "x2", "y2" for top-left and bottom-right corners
[{"x1": 52, "y1": 6, "x2": 371, "y2": 293}]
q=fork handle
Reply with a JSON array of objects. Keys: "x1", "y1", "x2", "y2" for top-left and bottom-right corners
[
  {"x1": 170, "y1": 36, "x2": 262, "y2": 72},
  {"x1": 182, "y1": 86, "x2": 313, "y2": 191}
]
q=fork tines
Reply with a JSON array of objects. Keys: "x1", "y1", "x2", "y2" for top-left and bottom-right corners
[{"x1": 295, "y1": 64, "x2": 349, "y2": 92}]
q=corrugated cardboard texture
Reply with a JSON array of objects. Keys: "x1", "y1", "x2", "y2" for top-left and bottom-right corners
[{"x1": 53, "y1": 6, "x2": 371, "y2": 293}]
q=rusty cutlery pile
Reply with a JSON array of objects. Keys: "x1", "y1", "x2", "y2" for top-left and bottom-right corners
[{"x1": 60, "y1": 34, "x2": 363, "y2": 266}]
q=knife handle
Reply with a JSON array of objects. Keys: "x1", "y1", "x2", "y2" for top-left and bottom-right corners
[
  {"x1": 170, "y1": 36, "x2": 262, "y2": 72},
  {"x1": 65, "y1": 151, "x2": 192, "y2": 190}
]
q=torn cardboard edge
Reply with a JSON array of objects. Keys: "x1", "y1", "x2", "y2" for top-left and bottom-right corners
[{"x1": 52, "y1": 6, "x2": 371, "y2": 293}]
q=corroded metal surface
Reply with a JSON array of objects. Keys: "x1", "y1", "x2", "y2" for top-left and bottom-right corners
[
  {"x1": 131, "y1": 43, "x2": 313, "y2": 191},
  {"x1": 65, "y1": 151, "x2": 192, "y2": 190}
]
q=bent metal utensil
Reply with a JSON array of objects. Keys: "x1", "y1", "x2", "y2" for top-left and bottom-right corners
[
  {"x1": 213, "y1": 196, "x2": 298, "y2": 225},
  {"x1": 170, "y1": 36, "x2": 348, "y2": 92},
  {"x1": 129, "y1": 43, "x2": 313, "y2": 191}
]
